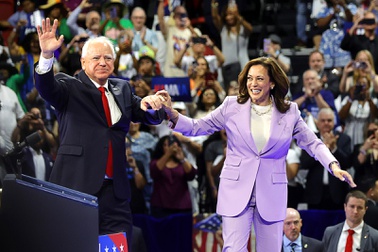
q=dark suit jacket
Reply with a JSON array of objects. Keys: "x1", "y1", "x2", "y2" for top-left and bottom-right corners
[
  {"x1": 35, "y1": 69, "x2": 166, "y2": 200},
  {"x1": 365, "y1": 200, "x2": 378, "y2": 230},
  {"x1": 300, "y1": 132, "x2": 352, "y2": 206},
  {"x1": 323, "y1": 222, "x2": 378, "y2": 252},
  {"x1": 281, "y1": 235, "x2": 323, "y2": 252}
]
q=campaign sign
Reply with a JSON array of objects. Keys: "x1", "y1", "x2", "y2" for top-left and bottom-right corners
[
  {"x1": 152, "y1": 77, "x2": 192, "y2": 102},
  {"x1": 98, "y1": 232, "x2": 128, "y2": 252}
]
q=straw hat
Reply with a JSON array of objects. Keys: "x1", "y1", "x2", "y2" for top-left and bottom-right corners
[
  {"x1": 39, "y1": 0, "x2": 68, "y2": 17},
  {"x1": 103, "y1": 0, "x2": 127, "y2": 15}
]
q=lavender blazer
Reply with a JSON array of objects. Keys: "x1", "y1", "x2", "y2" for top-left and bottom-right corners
[{"x1": 175, "y1": 96, "x2": 336, "y2": 222}]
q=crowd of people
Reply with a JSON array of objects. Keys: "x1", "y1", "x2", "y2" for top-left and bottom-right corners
[{"x1": 1, "y1": 0, "x2": 378, "y2": 251}]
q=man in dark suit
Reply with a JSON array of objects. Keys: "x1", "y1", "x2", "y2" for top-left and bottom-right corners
[
  {"x1": 356, "y1": 176, "x2": 378, "y2": 230},
  {"x1": 282, "y1": 208, "x2": 323, "y2": 252},
  {"x1": 300, "y1": 108, "x2": 352, "y2": 210},
  {"x1": 34, "y1": 18, "x2": 167, "y2": 249},
  {"x1": 322, "y1": 190, "x2": 378, "y2": 252}
]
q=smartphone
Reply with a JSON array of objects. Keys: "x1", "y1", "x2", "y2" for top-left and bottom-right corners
[
  {"x1": 353, "y1": 61, "x2": 367, "y2": 69},
  {"x1": 110, "y1": 6, "x2": 117, "y2": 19},
  {"x1": 205, "y1": 72, "x2": 216, "y2": 82},
  {"x1": 263, "y1": 38, "x2": 271, "y2": 53},
  {"x1": 168, "y1": 134, "x2": 176, "y2": 146},
  {"x1": 192, "y1": 37, "x2": 207, "y2": 44}
]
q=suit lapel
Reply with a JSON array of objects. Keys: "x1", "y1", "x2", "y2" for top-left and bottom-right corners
[
  {"x1": 360, "y1": 224, "x2": 369, "y2": 251},
  {"x1": 77, "y1": 71, "x2": 108, "y2": 125},
  {"x1": 260, "y1": 100, "x2": 287, "y2": 155},
  {"x1": 231, "y1": 99, "x2": 259, "y2": 155}
]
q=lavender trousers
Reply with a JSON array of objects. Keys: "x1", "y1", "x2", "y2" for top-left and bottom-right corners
[{"x1": 221, "y1": 189, "x2": 284, "y2": 251}]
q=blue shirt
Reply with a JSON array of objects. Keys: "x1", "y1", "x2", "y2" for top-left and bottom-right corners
[{"x1": 283, "y1": 234, "x2": 302, "y2": 252}]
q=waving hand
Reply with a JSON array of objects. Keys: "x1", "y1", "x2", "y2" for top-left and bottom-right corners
[{"x1": 36, "y1": 18, "x2": 64, "y2": 59}]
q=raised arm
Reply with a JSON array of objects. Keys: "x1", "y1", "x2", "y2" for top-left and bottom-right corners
[
  {"x1": 211, "y1": 1, "x2": 222, "y2": 31},
  {"x1": 37, "y1": 18, "x2": 64, "y2": 59}
]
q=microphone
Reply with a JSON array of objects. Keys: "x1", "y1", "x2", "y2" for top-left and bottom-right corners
[{"x1": 3, "y1": 131, "x2": 42, "y2": 157}]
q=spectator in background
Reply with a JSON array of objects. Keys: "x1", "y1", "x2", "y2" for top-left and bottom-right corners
[
  {"x1": 125, "y1": 137, "x2": 147, "y2": 214},
  {"x1": 1, "y1": 62, "x2": 29, "y2": 112},
  {"x1": 39, "y1": 0, "x2": 72, "y2": 44},
  {"x1": 292, "y1": 50, "x2": 340, "y2": 99},
  {"x1": 175, "y1": 34, "x2": 224, "y2": 77},
  {"x1": 339, "y1": 49, "x2": 378, "y2": 95},
  {"x1": 127, "y1": 121, "x2": 158, "y2": 213},
  {"x1": 313, "y1": 0, "x2": 355, "y2": 49},
  {"x1": 282, "y1": 208, "x2": 323, "y2": 252},
  {"x1": 12, "y1": 107, "x2": 58, "y2": 159},
  {"x1": 66, "y1": 0, "x2": 101, "y2": 38},
  {"x1": 322, "y1": 190, "x2": 378, "y2": 252},
  {"x1": 285, "y1": 141, "x2": 305, "y2": 209},
  {"x1": 192, "y1": 86, "x2": 221, "y2": 119},
  {"x1": 150, "y1": 134, "x2": 197, "y2": 218},
  {"x1": 203, "y1": 129, "x2": 227, "y2": 213},
  {"x1": 8, "y1": 32, "x2": 44, "y2": 113},
  {"x1": 293, "y1": 69, "x2": 337, "y2": 130},
  {"x1": 341, "y1": 11, "x2": 378, "y2": 71},
  {"x1": 211, "y1": 0, "x2": 253, "y2": 91},
  {"x1": 296, "y1": 0, "x2": 312, "y2": 48},
  {"x1": 0, "y1": 81, "x2": 25, "y2": 184},
  {"x1": 130, "y1": 7, "x2": 158, "y2": 55},
  {"x1": 263, "y1": 34, "x2": 291, "y2": 74},
  {"x1": 157, "y1": 3, "x2": 198, "y2": 77},
  {"x1": 190, "y1": 56, "x2": 225, "y2": 105},
  {"x1": 10, "y1": 107, "x2": 54, "y2": 181},
  {"x1": 99, "y1": 0, "x2": 133, "y2": 46},
  {"x1": 300, "y1": 108, "x2": 352, "y2": 210},
  {"x1": 338, "y1": 74, "x2": 378, "y2": 148},
  {"x1": 352, "y1": 120, "x2": 378, "y2": 183},
  {"x1": 114, "y1": 29, "x2": 137, "y2": 79},
  {"x1": 6, "y1": 0, "x2": 43, "y2": 43},
  {"x1": 317, "y1": 0, "x2": 356, "y2": 71},
  {"x1": 356, "y1": 176, "x2": 378, "y2": 230},
  {"x1": 59, "y1": 34, "x2": 89, "y2": 76},
  {"x1": 136, "y1": 45, "x2": 159, "y2": 78}
]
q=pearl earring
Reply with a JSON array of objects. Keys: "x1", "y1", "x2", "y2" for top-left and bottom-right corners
[{"x1": 271, "y1": 86, "x2": 274, "y2": 90}]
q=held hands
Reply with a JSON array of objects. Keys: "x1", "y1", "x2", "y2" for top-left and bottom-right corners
[
  {"x1": 37, "y1": 18, "x2": 64, "y2": 59},
  {"x1": 330, "y1": 163, "x2": 357, "y2": 188}
]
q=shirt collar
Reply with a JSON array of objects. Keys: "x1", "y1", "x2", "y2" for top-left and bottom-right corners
[
  {"x1": 90, "y1": 77, "x2": 109, "y2": 91},
  {"x1": 283, "y1": 234, "x2": 302, "y2": 247},
  {"x1": 342, "y1": 220, "x2": 364, "y2": 235}
]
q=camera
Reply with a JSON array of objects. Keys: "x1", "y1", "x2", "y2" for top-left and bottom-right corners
[
  {"x1": 192, "y1": 37, "x2": 207, "y2": 44},
  {"x1": 353, "y1": 61, "x2": 367, "y2": 69},
  {"x1": 263, "y1": 38, "x2": 271, "y2": 53},
  {"x1": 168, "y1": 134, "x2": 176, "y2": 146},
  {"x1": 110, "y1": 6, "x2": 118, "y2": 19},
  {"x1": 76, "y1": 37, "x2": 88, "y2": 43}
]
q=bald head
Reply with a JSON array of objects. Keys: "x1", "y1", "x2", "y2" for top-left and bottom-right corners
[{"x1": 283, "y1": 208, "x2": 302, "y2": 242}]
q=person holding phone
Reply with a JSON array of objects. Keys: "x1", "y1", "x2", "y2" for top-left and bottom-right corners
[
  {"x1": 99, "y1": 0, "x2": 133, "y2": 46},
  {"x1": 149, "y1": 134, "x2": 197, "y2": 218},
  {"x1": 339, "y1": 74, "x2": 378, "y2": 149},
  {"x1": 353, "y1": 120, "x2": 378, "y2": 183},
  {"x1": 263, "y1": 34, "x2": 291, "y2": 74},
  {"x1": 190, "y1": 56, "x2": 225, "y2": 106}
]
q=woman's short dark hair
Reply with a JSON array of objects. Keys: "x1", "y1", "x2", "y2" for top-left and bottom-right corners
[{"x1": 237, "y1": 57, "x2": 290, "y2": 113}]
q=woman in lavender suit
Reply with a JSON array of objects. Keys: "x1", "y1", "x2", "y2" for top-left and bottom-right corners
[{"x1": 156, "y1": 57, "x2": 356, "y2": 251}]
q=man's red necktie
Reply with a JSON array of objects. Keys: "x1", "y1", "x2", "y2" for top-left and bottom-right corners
[
  {"x1": 98, "y1": 87, "x2": 113, "y2": 178},
  {"x1": 345, "y1": 229, "x2": 354, "y2": 252}
]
